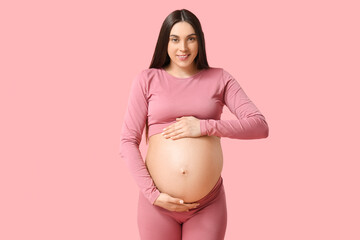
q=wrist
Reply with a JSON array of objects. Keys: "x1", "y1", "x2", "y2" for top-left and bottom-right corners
[{"x1": 199, "y1": 119, "x2": 207, "y2": 136}]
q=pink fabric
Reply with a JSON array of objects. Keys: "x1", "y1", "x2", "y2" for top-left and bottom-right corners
[
  {"x1": 137, "y1": 176, "x2": 227, "y2": 240},
  {"x1": 119, "y1": 67, "x2": 269, "y2": 204}
]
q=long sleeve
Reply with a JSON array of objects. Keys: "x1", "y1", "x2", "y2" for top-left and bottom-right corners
[
  {"x1": 118, "y1": 70, "x2": 161, "y2": 205},
  {"x1": 199, "y1": 69, "x2": 269, "y2": 139}
]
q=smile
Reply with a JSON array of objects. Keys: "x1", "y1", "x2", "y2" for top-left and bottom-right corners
[{"x1": 177, "y1": 54, "x2": 190, "y2": 61}]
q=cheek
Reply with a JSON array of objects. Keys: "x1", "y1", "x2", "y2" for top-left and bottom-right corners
[
  {"x1": 191, "y1": 43, "x2": 198, "y2": 52},
  {"x1": 168, "y1": 45, "x2": 176, "y2": 56},
  {"x1": 191, "y1": 48, "x2": 198, "y2": 56}
]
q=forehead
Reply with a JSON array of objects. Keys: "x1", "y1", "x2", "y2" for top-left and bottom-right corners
[{"x1": 169, "y1": 21, "x2": 196, "y2": 36}]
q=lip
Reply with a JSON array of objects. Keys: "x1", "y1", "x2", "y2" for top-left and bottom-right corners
[{"x1": 177, "y1": 54, "x2": 190, "y2": 61}]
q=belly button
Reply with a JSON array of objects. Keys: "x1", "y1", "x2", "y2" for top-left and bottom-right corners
[{"x1": 180, "y1": 168, "x2": 187, "y2": 175}]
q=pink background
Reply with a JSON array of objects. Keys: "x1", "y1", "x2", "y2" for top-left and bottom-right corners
[{"x1": 1, "y1": 0, "x2": 359, "y2": 239}]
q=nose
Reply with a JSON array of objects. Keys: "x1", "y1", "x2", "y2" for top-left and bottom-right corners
[{"x1": 179, "y1": 40, "x2": 188, "y2": 51}]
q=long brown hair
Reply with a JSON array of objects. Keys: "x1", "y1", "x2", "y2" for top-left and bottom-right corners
[{"x1": 145, "y1": 9, "x2": 210, "y2": 144}]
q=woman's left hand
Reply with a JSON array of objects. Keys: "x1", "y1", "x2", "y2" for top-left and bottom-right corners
[{"x1": 162, "y1": 116, "x2": 201, "y2": 140}]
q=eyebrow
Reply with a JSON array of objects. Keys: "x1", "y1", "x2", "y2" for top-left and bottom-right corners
[{"x1": 169, "y1": 33, "x2": 196, "y2": 38}]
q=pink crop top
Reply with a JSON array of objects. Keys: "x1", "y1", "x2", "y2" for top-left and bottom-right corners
[{"x1": 119, "y1": 67, "x2": 269, "y2": 204}]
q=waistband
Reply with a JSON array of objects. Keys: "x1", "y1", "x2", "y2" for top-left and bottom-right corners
[{"x1": 193, "y1": 175, "x2": 223, "y2": 206}]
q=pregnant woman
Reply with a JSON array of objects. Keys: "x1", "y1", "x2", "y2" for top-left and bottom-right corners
[{"x1": 119, "y1": 9, "x2": 269, "y2": 240}]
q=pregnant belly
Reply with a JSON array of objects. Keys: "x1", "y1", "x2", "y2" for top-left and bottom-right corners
[{"x1": 145, "y1": 133, "x2": 223, "y2": 203}]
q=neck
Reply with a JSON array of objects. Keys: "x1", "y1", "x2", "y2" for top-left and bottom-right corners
[{"x1": 165, "y1": 63, "x2": 199, "y2": 78}]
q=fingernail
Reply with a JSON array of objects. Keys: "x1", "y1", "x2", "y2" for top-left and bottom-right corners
[{"x1": 179, "y1": 200, "x2": 184, "y2": 204}]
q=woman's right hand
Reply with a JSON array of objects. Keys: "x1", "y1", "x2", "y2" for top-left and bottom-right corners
[{"x1": 153, "y1": 192, "x2": 200, "y2": 212}]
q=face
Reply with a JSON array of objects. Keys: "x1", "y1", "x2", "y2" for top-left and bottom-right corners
[{"x1": 167, "y1": 21, "x2": 199, "y2": 71}]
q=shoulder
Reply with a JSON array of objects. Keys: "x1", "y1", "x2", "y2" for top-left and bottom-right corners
[
  {"x1": 199, "y1": 67, "x2": 223, "y2": 81},
  {"x1": 132, "y1": 68, "x2": 164, "y2": 94},
  {"x1": 132, "y1": 68, "x2": 160, "y2": 84},
  {"x1": 220, "y1": 68, "x2": 236, "y2": 81},
  {"x1": 205, "y1": 66, "x2": 223, "y2": 74},
  {"x1": 214, "y1": 68, "x2": 243, "y2": 92},
  {"x1": 206, "y1": 67, "x2": 234, "y2": 80},
  {"x1": 140, "y1": 68, "x2": 161, "y2": 78},
  {"x1": 206, "y1": 67, "x2": 238, "y2": 86},
  {"x1": 219, "y1": 68, "x2": 240, "y2": 85},
  {"x1": 130, "y1": 69, "x2": 155, "y2": 94},
  {"x1": 134, "y1": 68, "x2": 162, "y2": 84}
]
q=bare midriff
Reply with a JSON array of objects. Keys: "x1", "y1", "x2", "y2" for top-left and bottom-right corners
[{"x1": 145, "y1": 133, "x2": 223, "y2": 203}]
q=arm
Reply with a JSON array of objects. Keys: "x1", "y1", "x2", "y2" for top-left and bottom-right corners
[
  {"x1": 118, "y1": 70, "x2": 160, "y2": 204},
  {"x1": 199, "y1": 69, "x2": 269, "y2": 139}
]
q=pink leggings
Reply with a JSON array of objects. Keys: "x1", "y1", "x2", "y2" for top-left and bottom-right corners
[{"x1": 137, "y1": 176, "x2": 227, "y2": 240}]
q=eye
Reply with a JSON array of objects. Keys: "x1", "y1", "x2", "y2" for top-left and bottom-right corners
[
  {"x1": 171, "y1": 38, "x2": 178, "y2": 42},
  {"x1": 189, "y1": 37, "x2": 196, "y2": 41}
]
